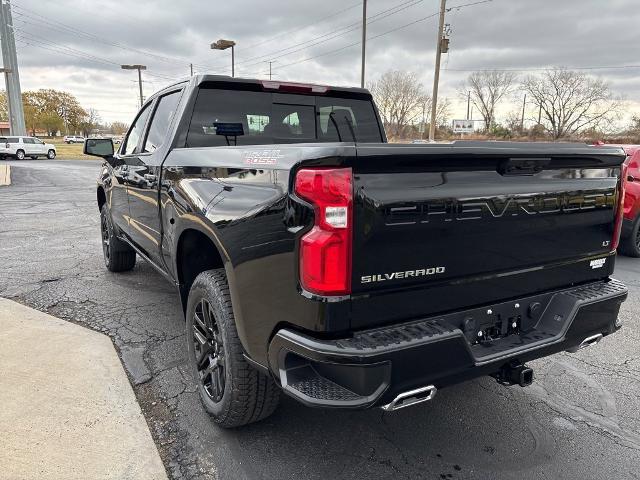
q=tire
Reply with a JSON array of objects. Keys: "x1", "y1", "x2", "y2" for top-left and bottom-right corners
[
  {"x1": 186, "y1": 269, "x2": 280, "y2": 428},
  {"x1": 47, "y1": 149, "x2": 56, "y2": 159},
  {"x1": 619, "y1": 216, "x2": 640, "y2": 258},
  {"x1": 100, "y1": 203, "x2": 136, "y2": 272},
  {"x1": 15, "y1": 149, "x2": 24, "y2": 160}
]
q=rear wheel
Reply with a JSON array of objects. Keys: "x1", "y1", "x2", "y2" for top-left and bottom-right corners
[
  {"x1": 47, "y1": 149, "x2": 56, "y2": 159},
  {"x1": 186, "y1": 269, "x2": 280, "y2": 428},
  {"x1": 619, "y1": 216, "x2": 640, "y2": 257},
  {"x1": 100, "y1": 203, "x2": 136, "y2": 271},
  {"x1": 15, "y1": 149, "x2": 24, "y2": 160}
]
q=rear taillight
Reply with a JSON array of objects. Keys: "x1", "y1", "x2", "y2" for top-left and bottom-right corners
[
  {"x1": 294, "y1": 167, "x2": 352, "y2": 296},
  {"x1": 612, "y1": 162, "x2": 629, "y2": 251}
]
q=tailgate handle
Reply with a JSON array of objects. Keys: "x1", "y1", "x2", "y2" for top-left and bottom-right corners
[{"x1": 498, "y1": 158, "x2": 551, "y2": 176}]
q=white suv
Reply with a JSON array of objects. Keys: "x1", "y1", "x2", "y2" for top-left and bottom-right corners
[
  {"x1": 0, "y1": 136, "x2": 57, "y2": 160},
  {"x1": 64, "y1": 135, "x2": 85, "y2": 144}
]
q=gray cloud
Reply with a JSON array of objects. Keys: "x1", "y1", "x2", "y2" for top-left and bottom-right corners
[{"x1": 11, "y1": 0, "x2": 640, "y2": 123}]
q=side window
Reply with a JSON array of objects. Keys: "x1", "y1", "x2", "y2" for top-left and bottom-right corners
[
  {"x1": 7, "y1": 137, "x2": 18, "y2": 143},
  {"x1": 123, "y1": 103, "x2": 153, "y2": 155},
  {"x1": 23, "y1": 138, "x2": 35, "y2": 144},
  {"x1": 144, "y1": 90, "x2": 182, "y2": 153}
]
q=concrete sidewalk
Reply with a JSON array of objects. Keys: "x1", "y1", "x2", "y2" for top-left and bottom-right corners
[
  {"x1": 0, "y1": 298, "x2": 168, "y2": 480},
  {"x1": 0, "y1": 164, "x2": 10, "y2": 186}
]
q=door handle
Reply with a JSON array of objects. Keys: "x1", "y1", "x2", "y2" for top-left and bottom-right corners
[{"x1": 628, "y1": 175, "x2": 636, "y2": 182}]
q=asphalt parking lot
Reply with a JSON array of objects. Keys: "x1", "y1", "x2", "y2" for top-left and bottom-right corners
[{"x1": 1, "y1": 159, "x2": 639, "y2": 480}]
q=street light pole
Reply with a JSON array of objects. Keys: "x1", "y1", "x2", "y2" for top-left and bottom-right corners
[
  {"x1": 0, "y1": 0, "x2": 25, "y2": 135},
  {"x1": 360, "y1": 0, "x2": 367, "y2": 88},
  {"x1": 428, "y1": 0, "x2": 447, "y2": 142},
  {"x1": 121, "y1": 64, "x2": 147, "y2": 108},
  {"x1": 211, "y1": 39, "x2": 236, "y2": 77}
]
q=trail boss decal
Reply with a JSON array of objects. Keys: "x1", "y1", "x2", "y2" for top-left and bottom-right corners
[
  {"x1": 590, "y1": 258, "x2": 607, "y2": 269},
  {"x1": 361, "y1": 267, "x2": 446, "y2": 284}
]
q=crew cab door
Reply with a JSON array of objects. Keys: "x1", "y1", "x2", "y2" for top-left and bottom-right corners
[
  {"x1": 109, "y1": 101, "x2": 153, "y2": 242},
  {"x1": 126, "y1": 88, "x2": 183, "y2": 266}
]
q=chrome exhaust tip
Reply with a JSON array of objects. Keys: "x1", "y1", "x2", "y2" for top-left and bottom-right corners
[
  {"x1": 381, "y1": 385, "x2": 437, "y2": 412},
  {"x1": 567, "y1": 333, "x2": 603, "y2": 353},
  {"x1": 579, "y1": 333, "x2": 603, "y2": 349}
]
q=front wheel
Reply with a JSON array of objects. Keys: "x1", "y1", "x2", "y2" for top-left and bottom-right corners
[
  {"x1": 619, "y1": 216, "x2": 640, "y2": 257},
  {"x1": 47, "y1": 149, "x2": 56, "y2": 159},
  {"x1": 100, "y1": 203, "x2": 136, "y2": 271},
  {"x1": 186, "y1": 269, "x2": 280, "y2": 428},
  {"x1": 15, "y1": 149, "x2": 24, "y2": 160}
]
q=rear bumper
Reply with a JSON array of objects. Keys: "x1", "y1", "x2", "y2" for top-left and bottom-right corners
[{"x1": 267, "y1": 279, "x2": 627, "y2": 409}]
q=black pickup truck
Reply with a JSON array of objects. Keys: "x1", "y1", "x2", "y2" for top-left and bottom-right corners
[{"x1": 85, "y1": 75, "x2": 628, "y2": 428}]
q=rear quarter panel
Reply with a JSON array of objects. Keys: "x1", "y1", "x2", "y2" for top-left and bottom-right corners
[{"x1": 159, "y1": 144, "x2": 355, "y2": 365}]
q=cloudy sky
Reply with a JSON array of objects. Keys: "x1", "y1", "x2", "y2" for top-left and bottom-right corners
[{"x1": 10, "y1": 0, "x2": 640, "y2": 125}]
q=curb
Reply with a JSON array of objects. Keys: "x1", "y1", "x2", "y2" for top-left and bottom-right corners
[
  {"x1": 0, "y1": 164, "x2": 10, "y2": 186},
  {"x1": 0, "y1": 298, "x2": 168, "y2": 480}
]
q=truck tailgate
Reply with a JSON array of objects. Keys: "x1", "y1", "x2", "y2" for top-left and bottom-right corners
[{"x1": 349, "y1": 142, "x2": 625, "y2": 328}]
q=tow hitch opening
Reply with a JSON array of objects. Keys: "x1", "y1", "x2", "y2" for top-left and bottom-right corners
[{"x1": 492, "y1": 362, "x2": 534, "y2": 387}]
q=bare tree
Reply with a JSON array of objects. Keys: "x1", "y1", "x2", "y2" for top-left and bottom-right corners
[
  {"x1": 369, "y1": 70, "x2": 427, "y2": 138},
  {"x1": 460, "y1": 71, "x2": 517, "y2": 131},
  {"x1": 522, "y1": 69, "x2": 622, "y2": 140}
]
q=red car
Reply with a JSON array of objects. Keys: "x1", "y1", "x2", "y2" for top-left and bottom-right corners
[
  {"x1": 621, "y1": 146, "x2": 640, "y2": 257},
  {"x1": 594, "y1": 143, "x2": 639, "y2": 256}
]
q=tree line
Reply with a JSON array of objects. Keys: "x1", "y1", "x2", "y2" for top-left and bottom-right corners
[
  {"x1": 369, "y1": 68, "x2": 626, "y2": 141},
  {"x1": 0, "y1": 89, "x2": 129, "y2": 137}
]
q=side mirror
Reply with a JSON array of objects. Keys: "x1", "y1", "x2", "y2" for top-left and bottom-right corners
[{"x1": 84, "y1": 138, "x2": 114, "y2": 158}]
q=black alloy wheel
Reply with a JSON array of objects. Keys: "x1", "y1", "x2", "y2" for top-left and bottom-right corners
[
  {"x1": 100, "y1": 211, "x2": 111, "y2": 264},
  {"x1": 192, "y1": 298, "x2": 225, "y2": 402}
]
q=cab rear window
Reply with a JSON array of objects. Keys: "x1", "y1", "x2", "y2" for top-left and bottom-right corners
[{"x1": 186, "y1": 88, "x2": 383, "y2": 148}]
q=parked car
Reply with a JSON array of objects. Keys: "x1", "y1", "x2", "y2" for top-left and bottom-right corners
[
  {"x1": 594, "y1": 143, "x2": 640, "y2": 257},
  {"x1": 621, "y1": 147, "x2": 640, "y2": 257},
  {"x1": 0, "y1": 136, "x2": 56, "y2": 160},
  {"x1": 84, "y1": 75, "x2": 628, "y2": 428},
  {"x1": 64, "y1": 135, "x2": 85, "y2": 144}
]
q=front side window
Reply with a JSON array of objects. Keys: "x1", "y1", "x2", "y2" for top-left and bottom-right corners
[
  {"x1": 144, "y1": 90, "x2": 182, "y2": 153},
  {"x1": 123, "y1": 103, "x2": 152, "y2": 155},
  {"x1": 22, "y1": 138, "x2": 35, "y2": 144}
]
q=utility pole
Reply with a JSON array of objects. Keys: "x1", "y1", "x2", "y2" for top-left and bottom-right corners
[
  {"x1": 537, "y1": 103, "x2": 542, "y2": 124},
  {"x1": 0, "y1": 0, "x2": 25, "y2": 135},
  {"x1": 121, "y1": 64, "x2": 147, "y2": 108},
  {"x1": 428, "y1": 0, "x2": 447, "y2": 142},
  {"x1": 520, "y1": 93, "x2": 526, "y2": 131},
  {"x1": 466, "y1": 91, "x2": 471, "y2": 120},
  {"x1": 268, "y1": 61, "x2": 274, "y2": 80},
  {"x1": 360, "y1": 0, "x2": 367, "y2": 88},
  {"x1": 190, "y1": 63, "x2": 193, "y2": 76}
]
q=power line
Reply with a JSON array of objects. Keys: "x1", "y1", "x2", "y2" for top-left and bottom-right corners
[
  {"x1": 14, "y1": 30, "x2": 179, "y2": 81},
  {"x1": 242, "y1": 2, "x2": 362, "y2": 51},
  {"x1": 10, "y1": 1, "x2": 220, "y2": 71},
  {"x1": 234, "y1": 0, "x2": 423, "y2": 70},
  {"x1": 243, "y1": 0, "x2": 492, "y2": 77},
  {"x1": 246, "y1": 11, "x2": 441, "y2": 77}
]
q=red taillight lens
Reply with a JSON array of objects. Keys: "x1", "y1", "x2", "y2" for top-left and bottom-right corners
[
  {"x1": 295, "y1": 167, "x2": 352, "y2": 296},
  {"x1": 612, "y1": 162, "x2": 629, "y2": 251}
]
